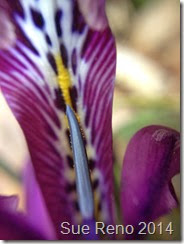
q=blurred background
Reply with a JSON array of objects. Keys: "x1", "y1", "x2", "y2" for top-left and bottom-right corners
[
  {"x1": 107, "y1": 0, "x2": 180, "y2": 240},
  {"x1": 0, "y1": 0, "x2": 180, "y2": 240}
]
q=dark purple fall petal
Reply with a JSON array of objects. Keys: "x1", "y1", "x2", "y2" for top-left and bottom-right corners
[
  {"x1": 0, "y1": 210, "x2": 47, "y2": 240},
  {"x1": 120, "y1": 125, "x2": 180, "y2": 239},
  {"x1": 0, "y1": 0, "x2": 116, "y2": 237}
]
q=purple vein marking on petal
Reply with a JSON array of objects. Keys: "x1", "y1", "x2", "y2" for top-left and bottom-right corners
[
  {"x1": 81, "y1": 31, "x2": 100, "y2": 60},
  {"x1": 0, "y1": 50, "x2": 61, "y2": 128},
  {"x1": 17, "y1": 27, "x2": 40, "y2": 56},
  {"x1": 0, "y1": 46, "x2": 43, "y2": 86},
  {"x1": 1, "y1": 0, "x2": 39, "y2": 55},
  {"x1": 2, "y1": 78, "x2": 61, "y2": 128},
  {"x1": 47, "y1": 52, "x2": 58, "y2": 75},
  {"x1": 2, "y1": 87, "x2": 59, "y2": 140},
  {"x1": 89, "y1": 55, "x2": 115, "y2": 133},
  {"x1": 16, "y1": 43, "x2": 44, "y2": 80},
  {"x1": 55, "y1": 9, "x2": 63, "y2": 37},
  {"x1": 45, "y1": 33, "x2": 52, "y2": 47},
  {"x1": 95, "y1": 100, "x2": 112, "y2": 153},
  {"x1": 0, "y1": 51, "x2": 27, "y2": 76},
  {"x1": 76, "y1": 21, "x2": 116, "y2": 225},
  {"x1": 13, "y1": 17, "x2": 40, "y2": 56},
  {"x1": 54, "y1": 88, "x2": 66, "y2": 112},
  {"x1": 2, "y1": 73, "x2": 54, "y2": 119},
  {"x1": 72, "y1": 1, "x2": 86, "y2": 33},
  {"x1": 71, "y1": 48, "x2": 77, "y2": 75},
  {"x1": 66, "y1": 155, "x2": 74, "y2": 169},
  {"x1": 83, "y1": 30, "x2": 113, "y2": 112},
  {"x1": 78, "y1": 75, "x2": 82, "y2": 92},
  {"x1": 12, "y1": 0, "x2": 25, "y2": 19},
  {"x1": 33, "y1": 138, "x2": 62, "y2": 163},
  {"x1": 30, "y1": 7, "x2": 45, "y2": 30},
  {"x1": 1, "y1": 49, "x2": 27, "y2": 70},
  {"x1": 60, "y1": 43, "x2": 68, "y2": 68},
  {"x1": 69, "y1": 85, "x2": 78, "y2": 113},
  {"x1": 90, "y1": 69, "x2": 114, "y2": 144},
  {"x1": 87, "y1": 38, "x2": 115, "y2": 106}
]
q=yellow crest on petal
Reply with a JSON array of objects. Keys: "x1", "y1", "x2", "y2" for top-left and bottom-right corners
[{"x1": 55, "y1": 55, "x2": 72, "y2": 107}]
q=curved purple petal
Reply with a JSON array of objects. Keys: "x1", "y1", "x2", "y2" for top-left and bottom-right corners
[
  {"x1": 120, "y1": 125, "x2": 180, "y2": 239},
  {"x1": 0, "y1": 0, "x2": 116, "y2": 237},
  {"x1": 0, "y1": 194, "x2": 48, "y2": 239},
  {"x1": 23, "y1": 161, "x2": 57, "y2": 240},
  {"x1": 0, "y1": 210, "x2": 47, "y2": 240}
]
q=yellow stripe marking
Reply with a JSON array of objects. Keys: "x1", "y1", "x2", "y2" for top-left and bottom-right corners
[{"x1": 55, "y1": 55, "x2": 72, "y2": 107}]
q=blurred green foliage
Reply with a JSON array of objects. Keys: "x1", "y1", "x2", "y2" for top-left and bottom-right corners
[
  {"x1": 0, "y1": 159, "x2": 21, "y2": 182},
  {"x1": 131, "y1": 0, "x2": 152, "y2": 9},
  {"x1": 116, "y1": 108, "x2": 179, "y2": 142}
]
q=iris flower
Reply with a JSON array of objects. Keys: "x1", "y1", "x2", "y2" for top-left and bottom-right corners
[{"x1": 0, "y1": 0, "x2": 180, "y2": 240}]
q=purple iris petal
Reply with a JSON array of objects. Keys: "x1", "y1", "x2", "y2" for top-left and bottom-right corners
[
  {"x1": 23, "y1": 161, "x2": 57, "y2": 240},
  {"x1": 0, "y1": 0, "x2": 116, "y2": 238},
  {"x1": 0, "y1": 0, "x2": 180, "y2": 241},
  {"x1": 0, "y1": 194, "x2": 48, "y2": 240},
  {"x1": 120, "y1": 125, "x2": 180, "y2": 239},
  {"x1": 0, "y1": 210, "x2": 47, "y2": 240}
]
